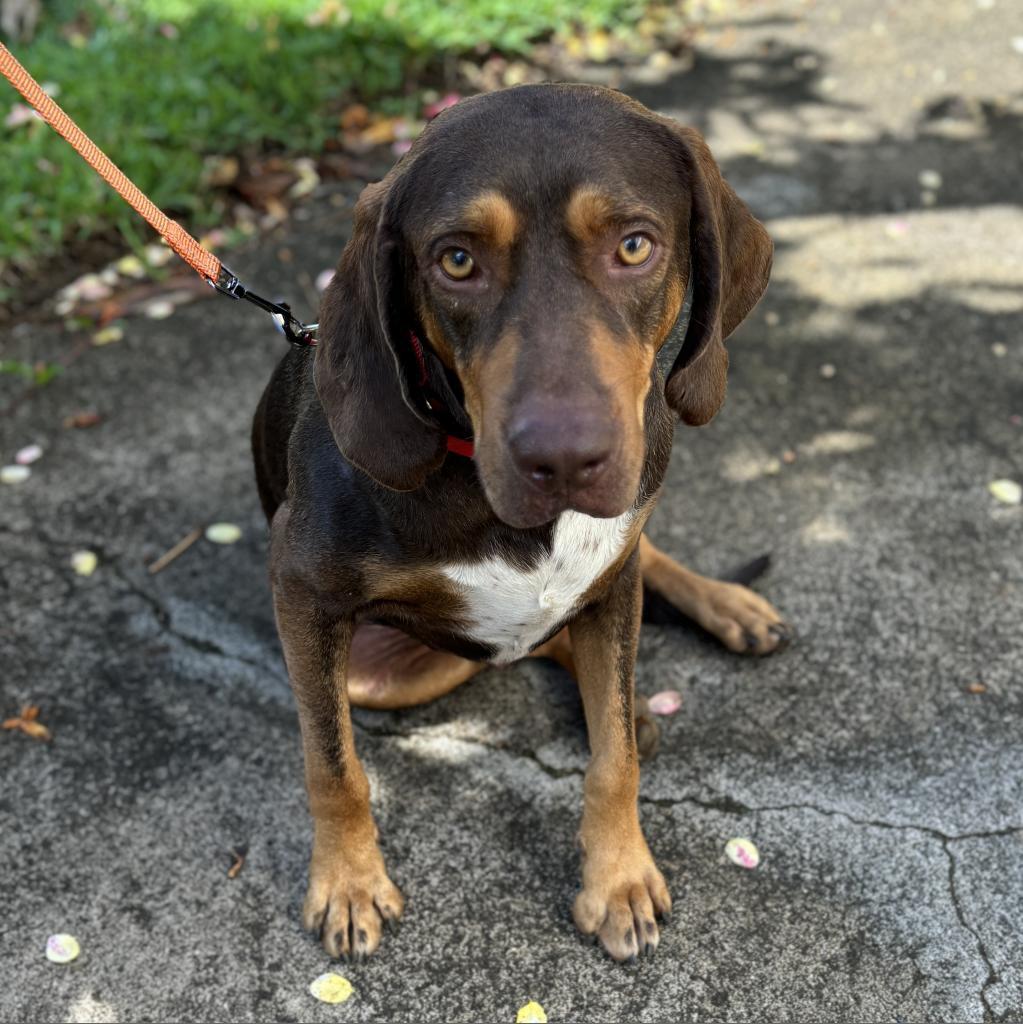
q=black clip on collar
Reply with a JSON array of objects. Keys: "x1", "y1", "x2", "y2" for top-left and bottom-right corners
[{"x1": 213, "y1": 265, "x2": 318, "y2": 347}]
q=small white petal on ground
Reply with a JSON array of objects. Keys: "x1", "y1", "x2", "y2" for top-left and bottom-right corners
[
  {"x1": 205, "y1": 523, "x2": 243, "y2": 545},
  {"x1": 988, "y1": 479, "x2": 1022, "y2": 505},
  {"x1": 725, "y1": 838, "x2": 761, "y2": 869},
  {"x1": 1, "y1": 465, "x2": 31, "y2": 484},
  {"x1": 45, "y1": 934, "x2": 80, "y2": 964},
  {"x1": 15, "y1": 445, "x2": 43, "y2": 465}
]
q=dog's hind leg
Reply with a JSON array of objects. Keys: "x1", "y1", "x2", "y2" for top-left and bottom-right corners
[{"x1": 639, "y1": 534, "x2": 793, "y2": 655}]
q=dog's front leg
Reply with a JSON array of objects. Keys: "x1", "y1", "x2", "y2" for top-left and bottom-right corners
[
  {"x1": 271, "y1": 547, "x2": 403, "y2": 960},
  {"x1": 569, "y1": 546, "x2": 671, "y2": 960}
]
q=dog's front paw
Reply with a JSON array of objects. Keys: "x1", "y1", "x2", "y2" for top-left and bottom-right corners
[
  {"x1": 695, "y1": 580, "x2": 794, "y2": 655},
  {"x1": 573, "y1": 839, "x2": 671, "y2": 961},
  {"x1": 303, "y1": 838, "x2": 404, "y2": 961}
]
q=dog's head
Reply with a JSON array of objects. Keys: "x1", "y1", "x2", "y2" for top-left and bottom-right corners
[{"x1": 315, "y1": 84, "x2": 772, "y2": 528}]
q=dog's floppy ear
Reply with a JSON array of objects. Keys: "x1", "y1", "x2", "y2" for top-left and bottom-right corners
[
  {"x1": 660, "y1": 124, "x2": 773, "y2": 425},
  {"x1": 314, "y1": 176, "x2": 446, "y2": 490}
]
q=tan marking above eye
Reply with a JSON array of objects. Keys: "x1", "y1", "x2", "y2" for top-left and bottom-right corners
[
  {"x1": 462, "y1": 191, "x2": 519, "y2": 249},
  {"x1": 440, "y1": 248, "x2": 475, "y2": 280},
  {"x1": 617, "y1": 234, "x2": 653, "y2": 266},
  {"x1": 566, "y1": 186, "x2": 615, "y2": 244}
]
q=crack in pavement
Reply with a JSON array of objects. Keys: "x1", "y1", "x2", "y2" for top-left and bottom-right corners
[
  {"x1": 355, "y1": 719, "x2": 1014, "y2": 1020},
  {"x1": 942, "y1": 839, "x2": 1002, "y2": 1024}
]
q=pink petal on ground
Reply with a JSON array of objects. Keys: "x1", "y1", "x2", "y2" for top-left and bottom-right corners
[
  {"x1": 424, "y1": 92, "x2": 462, "y2": 119},
  {"x1": 648, "y1": 690, "x2": 683, "y2": 715}
]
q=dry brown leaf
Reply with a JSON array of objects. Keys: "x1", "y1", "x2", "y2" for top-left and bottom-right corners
[
  {"x1": 227, "y1": 847, "x2": 246, "y2": 879},
  {"x1": 3, "y1": 705, "x2": 51, "y2": 741},
  {"x1": 20, "y1": 720, "x2": 52, "y2": 741},
  {"x1": 63, "y1": 411, "x2": 103, "y2": 429}
]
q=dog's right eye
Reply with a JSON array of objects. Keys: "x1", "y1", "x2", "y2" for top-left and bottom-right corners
[{"x1": 440, "y1": 248, "x2": 475, "y2": 280}]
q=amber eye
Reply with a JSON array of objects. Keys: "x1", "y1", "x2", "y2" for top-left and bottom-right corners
[
  {"x1": 617, "y1": 234, "x2": 653, "y2": 266},
  {"x1": 440, "y1": 248, "x2": 475, "y2": 280}
]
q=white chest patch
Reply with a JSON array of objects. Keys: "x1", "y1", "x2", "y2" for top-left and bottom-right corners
[{"x1": 441, "y1": 510, "x2": 635, "y2": 664}]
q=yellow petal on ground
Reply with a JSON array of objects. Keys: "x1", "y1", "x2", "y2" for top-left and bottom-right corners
[
  {"x1": 45, "y1": 933, "x2": 80, "y2": 963},
  {"x1": 92, "y1": 325, "x2": 124, "y2": 346},
  {"x1": 71, "y1": 551, "x2": 98, "y2": 576},
  {"x1": 115, "y1": 254, "x2": 147, "y2": 278},
  {"x1": 516, "y1": 1001, "x2": 548, "y2": 1023},
  {"x1": 309, "y1": 972, "x2": 354, "y2": 1004},
  {"x1": 205, "y1": 522, "x2": 242, "y2": 545},
  {"x1": 988, "y1": 479, "x2": 1022, "y2": 505}
]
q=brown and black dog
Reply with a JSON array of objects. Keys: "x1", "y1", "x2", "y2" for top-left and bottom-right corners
[{"x1": 252, "y1": 83, "x2": 790, "y2": 964}]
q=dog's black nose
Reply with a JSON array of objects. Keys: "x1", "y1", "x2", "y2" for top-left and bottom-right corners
[{"x1": 506, "y1": 404, "x2": 615, "y2": 493}]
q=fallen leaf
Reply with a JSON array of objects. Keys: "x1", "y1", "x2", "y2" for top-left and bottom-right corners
[
  {"x1": 967, "y1": 682, "x2": 987, "y2": 694},
  {"x1": 3, "y1": 705, "x2": 52, "y2": 741},
  {"x1": 725, "y1": 837, "x2": 760, "y2": 869},
  {"x1": 340, "y1": 103, "x2": 370, "y2": 131},
  {"x1": 648, "y1": 690, "x2": 683, "y2": 715},
  {"x1": 782, "y1": 449, "x2": 797, "y2": 464},
  {"x1": 516, "y1": 1001, "x2": 548, "y2": 1024},
  {"x1": 71, "y1": 550, "x2": 98, "y2": 576},
  {"x1": 227, "y1": 847, "x2": 246, "y2": 879},
  {"x1": 63, "y1": 411, "x2": 103, "y2": 429},
  {"x1": 309, "y1": 973, "x2": 354, "y2": 1004},
  {"x1": 20, "y1": 720, "x2": 52, "y2": 740},
  {"x1": 204, "y1": 155, "x2": 240, "y2": 187},
  {"x1": 988, "y1": 479, "x2": 1022, "y2": 505}
]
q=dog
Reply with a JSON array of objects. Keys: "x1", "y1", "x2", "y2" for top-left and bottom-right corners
[{"x1": 251, "y1": 83, "x2": 790, "y2": 963}]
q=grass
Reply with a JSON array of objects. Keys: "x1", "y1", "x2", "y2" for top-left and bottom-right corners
[{"x1": 0, "y1": 0, "x2": 648, "y2": 275}]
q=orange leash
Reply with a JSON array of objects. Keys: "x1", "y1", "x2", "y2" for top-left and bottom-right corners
[{"x1": 0, "y1": 41, "x2": 316, "y2": 344}]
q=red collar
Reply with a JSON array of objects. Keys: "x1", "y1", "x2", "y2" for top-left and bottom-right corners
[{"x1": 407, "y1": 331, "x2": 475, "y2": 458}]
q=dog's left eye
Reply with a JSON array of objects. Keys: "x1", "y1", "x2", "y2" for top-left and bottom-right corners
[
  {"x1": 440, "y1": 248, "x2": 475, "y2": 280},
  {"x1": 616, "y1": 234, "x2": 653, "y2": 266}
]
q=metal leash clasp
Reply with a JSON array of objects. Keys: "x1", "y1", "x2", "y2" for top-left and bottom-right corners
[{"x1": 212, "y1": 265, "x2": 318, "y2": 346}]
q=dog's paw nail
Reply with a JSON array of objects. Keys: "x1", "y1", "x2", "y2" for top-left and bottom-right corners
[
  {"x1": 744, "y1": 630, "x2": 759, "y2": 650},
  {"x1": 769, "y1": 622, "x2": 794, "y2": 646}
]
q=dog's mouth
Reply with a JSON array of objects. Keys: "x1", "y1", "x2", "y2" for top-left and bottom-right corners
[{"x1": 479, "y1": 445, "x2": 640, "y2": 530}]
